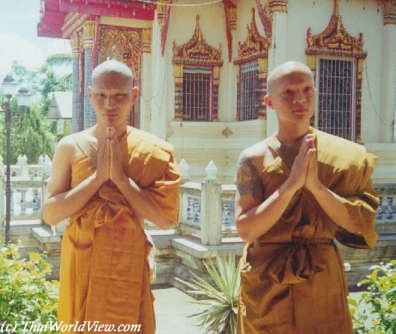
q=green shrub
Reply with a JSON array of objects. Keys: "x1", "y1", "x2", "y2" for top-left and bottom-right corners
[
  {"x1": 186, "y1": 255, "x2": 240, "y2": 334},
  {"x1": 348, "y1": 260, "x2": 396, "y2": 334},
  {"x1": 0, "y1": 243, "x2": 59, "y2": 333}
]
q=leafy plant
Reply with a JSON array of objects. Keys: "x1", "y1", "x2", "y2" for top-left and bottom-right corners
[
  {"x1": 0, "y1": 243, "x2": 59, "y2": 333},
  {"x1": 348, "y1": 260, "x2": 396, "y2": 334},
  {"x1": 12, "y1": 103, "x2": 56, "y2": 163},
  {"x1": 186, "y1": 255, "x2": 240, "y2": 334}
]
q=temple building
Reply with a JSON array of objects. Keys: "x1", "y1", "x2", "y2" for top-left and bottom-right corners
[
  {"x1": 37, "y1": 0, "x2": 396, "y2": 183},
  {"x1": 19, "y1": 0, "x2": 395, "y2": 289}
]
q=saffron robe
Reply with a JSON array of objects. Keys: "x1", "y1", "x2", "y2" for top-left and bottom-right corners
[
  {"x1": 57, "y1": 128, "x2": 181, "y2": 333},
  {"x1": 236, "y1": 128, "x2": 379, "y2": 334}
]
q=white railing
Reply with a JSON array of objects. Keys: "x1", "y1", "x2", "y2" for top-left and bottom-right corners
[
  {"x1": 179, "y1": 160, "x2": 238, "y2": 246},
  {"x1": 0, "y1": 154, "x2": 51, "y2": 225},
  {"x1": 1, "y1": 155, "x2": 394, "y2": 243},
  {"x1": 178, "y1": 160, "x2": 396, "y2": 245},
  {"x1": 376, "y1": 183, "x2": 396, "y2": 223}
]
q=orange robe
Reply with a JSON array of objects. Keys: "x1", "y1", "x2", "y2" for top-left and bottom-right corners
[
  {"x1": 58, "y1": 128, "x2": 180, "y2": 333},
  {"x1": 236, "y1": 128, "x2": 379, "y2": 334}
]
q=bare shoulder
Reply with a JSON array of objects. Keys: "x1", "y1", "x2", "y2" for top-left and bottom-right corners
[
  {"x1": 54, "y1": 134, "x2": 77, "y2": 159},
  {"x1": 235, "y1": 147, "x2": 266, "y2": 217},
  {"x1": 235, "y1": 140, "x2": 269, "y2": 199},
  {"x1": 237, "y1": 140, "x2": 270, "y2": 169},
  {"x1": 46, "y1": 135, "x2": 77, "y2": 196},
  {"x1": 62, "y1": 129, "x2": 98, "y2": 159}
]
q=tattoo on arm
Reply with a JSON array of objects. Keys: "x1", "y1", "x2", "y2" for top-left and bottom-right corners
[{"x1": 236, "y1": 156, "x2": 263, "y2": 201}]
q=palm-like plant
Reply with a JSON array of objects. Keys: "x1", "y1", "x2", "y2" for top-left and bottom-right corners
[{"x1": 186, "y1": 255, "x2": 241, "y2": 334}]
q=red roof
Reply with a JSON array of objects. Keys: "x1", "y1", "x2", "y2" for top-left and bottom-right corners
[{"x1": 38, "y1": 0, "x2": 156, "y2": 38}]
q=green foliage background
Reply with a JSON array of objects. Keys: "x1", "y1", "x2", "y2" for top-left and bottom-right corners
[
  {"x1": 187, "y1": 255, "x2": 240, "y2": 334},
  {"x1": 348, "y1": 261, "x2": 396, "y2": 334},
  {"x1": 0, "y1": 55, "x2": 71, "y2": 164},
  {"x1": 0, "y1": 243, "x2": 59, "y2": 333}
]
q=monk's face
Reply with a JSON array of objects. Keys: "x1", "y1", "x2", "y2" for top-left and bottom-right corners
[
  {"x1": 264, "y1": 70, "x2": 316, "y2": 126},
  {"x1": 88, "y1": 72, "x2": 138, "y2": 128}
]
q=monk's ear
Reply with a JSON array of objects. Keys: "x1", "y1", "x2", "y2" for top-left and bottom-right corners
[{"x1": 263, "y1": 94, "x2": 272, "y2": 108}]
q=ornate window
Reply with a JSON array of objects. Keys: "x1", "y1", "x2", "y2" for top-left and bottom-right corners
[
  {"x1": 235, "y1": 8, "x2": 271, "y2": 121},
  {"x1": 237, "y1": 61, "x2": 259, "y2": 121},
  {"x1": 306, "y1": 0, "x2": 367, "y2": 142},
  {"x1": 317, "y1": 58, "x2": 356, "y2": 140},
  {"x1": 182, "y1": 67, "x2": 212, "y2": 121},
  {"x1": 173, "y1": 16, "x2": 223, "y2": 122}
]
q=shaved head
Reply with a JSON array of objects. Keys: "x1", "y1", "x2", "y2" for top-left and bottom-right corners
[
  {"x1": 267, "y1": 61, "x2": 313, "y2": 94},
  {"x1": 92, "y1": 59, "x2": 134, "y2": 89}
]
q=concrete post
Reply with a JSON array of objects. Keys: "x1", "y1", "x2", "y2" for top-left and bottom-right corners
[
  {"x1": 200, "y1": 161, "x2": 222, "y2": 245},
  {"x1": 17, "y1": 155, "x2": 29, "y2": 178},
  {"x1": 179, "y1": 159, "x2": 190, "y2": 182}
]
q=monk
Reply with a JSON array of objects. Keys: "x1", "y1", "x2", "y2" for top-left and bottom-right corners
[
  {"x1": 43, "y1": 59, "x2": 180, "y2": 333},
  {"x1": 235, "y1": 61, "x2": 378, "y2": 334}
]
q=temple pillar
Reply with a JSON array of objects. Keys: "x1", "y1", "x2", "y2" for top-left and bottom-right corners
[
  {"x1": 266, "y1": 0, "x2": 288, "y2": 136},
  {"x1": 82, "y1": 21, "x2": 96, "y2": 129},
  {"x1": 381, "y1": 3, "x2": 396, "y2": 142},
  {"x1": 150, "y1": 13, "x2": 168, "y2": 139},
  {"x1": 71, "y1": 33, "x2": 81, "y2": 132},
  {"x1": 140, "y1": 28, "x2": 153, "y2": 132}
]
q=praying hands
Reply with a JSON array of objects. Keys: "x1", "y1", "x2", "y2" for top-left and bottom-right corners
[{"x1": 96, "y1": 126, "x2": 128, "y2": 188}]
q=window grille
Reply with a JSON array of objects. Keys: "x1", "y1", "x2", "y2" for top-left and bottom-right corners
[
  {"x1": 317, "y1": 58, "x2": 355, "y2": 140},
  {"x1": 182, "y1": 67, "x2": 212, "y2": 121},
  {"x1": 237, "y1": 61, "x2": 259, "y2": 121}
]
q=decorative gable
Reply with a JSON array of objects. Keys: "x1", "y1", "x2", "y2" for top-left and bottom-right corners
[{"x1": 173, "y1": 15, "x2": 223, "y2": 67}]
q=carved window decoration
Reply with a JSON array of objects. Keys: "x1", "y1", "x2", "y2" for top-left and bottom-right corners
[
  {"x1": 237, "y1": 61, "x2": 259, "y2": 121},
  {"x1": 306, "y1": 0, "x2": 367, "y2": 143},
  {"x1": 173, "y1": 15, "x2": 223, "y2": 121},
  {"x1": 383, "y1": 0, "x2": 396, "y2": 25},
  {"x1": 317, "y1": 58, "x2": 356, "y2": 140},
  {"x1": 182, "y1": 68, "x2": 212, "y2": 121},
  {"x1": 97, "y1": 25, "x2": 142, "y2": 80},
  {"x1": 235, "y1": 8, "x2": 270, "y2": 121}
]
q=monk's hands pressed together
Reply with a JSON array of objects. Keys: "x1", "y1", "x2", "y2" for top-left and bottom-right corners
[
  {"x1": 107, "y1": 127, "x2": 128, "y2": 187},
  {"x1": 284, "y1": 134, "x2": 316, "y2": 192},
  {"x1": 95, "y1": 135, "x2": 111, "y2": 185},
  {"x1": 305, "y1": 136, "x2": 323, "y2": 194}
]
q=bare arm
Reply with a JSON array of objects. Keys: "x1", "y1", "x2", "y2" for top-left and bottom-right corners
[
  {"x1": 235, "y1": 155, "x2": 297, "y2": 243},
  {"x1": 42, "y1": 136, "x2": 105, "y2": 225},
  {"x1": 236, "y1": 135, "x2": 315, "y2": 243}
]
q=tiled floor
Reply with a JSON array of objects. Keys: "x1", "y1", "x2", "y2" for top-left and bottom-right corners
[
  {"x1": 153, "y1": 287, "x2": 204, "y2": 334},
  {"x1": 153, "y1": 288, "x2": 363, "y2": 334}
]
